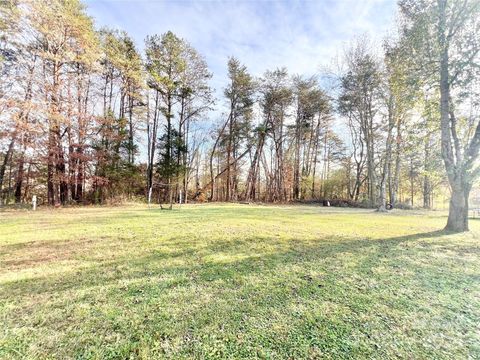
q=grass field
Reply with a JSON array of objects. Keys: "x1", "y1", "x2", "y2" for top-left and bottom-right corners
[{"x1": 0, "y1": 204, "x2": 479, "y2": 359}]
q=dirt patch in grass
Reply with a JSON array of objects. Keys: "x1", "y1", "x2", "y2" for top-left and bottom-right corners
[{"x1": 0, "y1": 238, "x2": 98, "y2": 270}]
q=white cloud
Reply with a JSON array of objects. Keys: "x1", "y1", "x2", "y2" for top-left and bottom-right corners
[
  {"x1": 85, "y1": 0, "x2": 395, "y2": 75},
  {"x1": 85, "y1": 0, "x2": 396, "y2": 125}
]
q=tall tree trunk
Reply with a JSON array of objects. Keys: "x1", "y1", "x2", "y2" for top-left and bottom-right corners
[
  {"x1": 409, "y1": 156, "x2": 414, "y2": 206},
  {"x1": 57, "y1": 131, "x2": 68, "y2": 205},
  {"x1": 378, "y1": 97, "x2": 395, "y2": 211},
  {"x1": 183, "y1": 113, "x2": 190, "y2": 203},
  {"x1": 225, "y1": 107, "x2": 234, "y2": 201},
  {"x1": 76, "y1": 151, "x2": 84, "y2": 203},
  {"x1": 0, "y1": 136, "x2": 15, "y2": 203},
  {"x1": 128, "y1": 92, "x2": 135, "y2": 165},
  {"x1": 47, "y1": 127, "x2": 56, "y2": 205},
  {"x1": 423, "y1": 136, "x2": 431, "y2": 209},
  {"x1": 14, "y1": 149, "x2": 25, "y2": 204},
  {"x1": 275, "y1": 112, "x2": 285, "y2": 201},
  {"x1": 366, "y1": 129, "x2": 376, "y2": 205},
  {"x1": 245, "y1": 133, "x2": 265, "y2": 201},
  {"x1": 147, "y1": 91, "x2": 159, "y2": 200},
  {"x1": 68, "y1": 129, "x2": 77, "y2": 202},
  {"x1": 391, "y1": 120, "x2": 402, "y2": 206},
  {"x1": 293, "y1": 111, "x2": 301, "y2": 200},
  {"x1": 166, "y1": 93, "x2": 172, "y2": 205},
  {"x1": 311, "y1": 140, "x2": 319, "y2": 199},
  {"x1": 438, "y1": 0, "x2": 469, "y2": 232},
  {"x1": 209, "y1": 116, "x2": 229, "y2": 201},
  {"x1": 446, "y1": 183, "x2": 470, "y2": 231},
  {"x1": 48, "y1": 60, "x2": 61, "y2": 205}
]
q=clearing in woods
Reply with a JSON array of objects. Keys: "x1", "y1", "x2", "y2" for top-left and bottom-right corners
[{"x1": 0, "y1": 204, "x2": 479, "y2": 359}]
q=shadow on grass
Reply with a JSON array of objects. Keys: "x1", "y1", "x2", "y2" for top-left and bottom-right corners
[
  {"x1": 2, "y1": 226, "x2": 479, "y2": 358},
  {"x1": 0, "y1": 229, "x2": 453, "y2": 299}
]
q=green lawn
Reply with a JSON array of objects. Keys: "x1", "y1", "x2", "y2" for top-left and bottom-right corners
[{"x1": 0, "y1": 204, "x2": 479, "y2": 359}]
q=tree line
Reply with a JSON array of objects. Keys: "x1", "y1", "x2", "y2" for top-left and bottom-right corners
[{"x1": 0, "y1": 0, "x2": 479, "y2": 232}]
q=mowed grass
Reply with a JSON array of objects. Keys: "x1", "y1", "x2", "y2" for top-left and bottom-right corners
[{"x1": 0, "y1": 204, "x2": 479, "y2": 359}]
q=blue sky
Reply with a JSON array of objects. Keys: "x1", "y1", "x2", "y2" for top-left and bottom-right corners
[{"x1": 85, "y1": 0, "x2": 397, "y2": 97}]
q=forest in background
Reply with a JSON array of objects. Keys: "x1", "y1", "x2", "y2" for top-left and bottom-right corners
[{"x1": 0, "y1": 0, "x2": 479, "y2": 231}]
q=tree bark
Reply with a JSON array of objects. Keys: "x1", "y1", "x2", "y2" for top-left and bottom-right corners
[
  {"x1": 14, "y1": 151, "x2": 25, "y2": 203},
  {"x1": 209, "y1": 116, "x2": 229, "y2": 201},
  {"x1": 0, "y1": 136, "x2": 15, "y2": 203},
  {"x1": 226, "y1": 109, "x2": 233, "y2": 202},
  {"x1": 378, "y1": 97, "x2": 395, "y2": 211},
  {"x1": 438, "y1": 0, "x2": 469, "y2": 232},
  {"x1": 446, "y1": 184, "x2": 470, "y2": 231}
]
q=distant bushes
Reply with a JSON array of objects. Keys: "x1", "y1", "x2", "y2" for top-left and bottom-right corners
[
  {"x1": 299, "y1": 198, "x2": 368, "y2": 208},
  {"x1": 299, "y1": 198, "x2": 416, "y2": 210},
  {"x1": 394, "y1": 202, "x2": 414, "y2": 210}
]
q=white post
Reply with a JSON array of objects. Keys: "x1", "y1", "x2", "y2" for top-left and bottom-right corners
[
  {"x1": 148, "y1": 186, "x2": 152, "y2": 208},
  {"x1": 179, "y1": 189, "x2": 183, "y2": 205},
  {"x1": 32, "y1": 195, "x2": 37, "y2": 211}
]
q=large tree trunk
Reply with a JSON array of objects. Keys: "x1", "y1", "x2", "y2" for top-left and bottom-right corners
[
  {"x1": 438, "y1": 0, "x2": 469, "y2": 232},
  {"x1": 446, "y1": 182, "x2": 469, "y2": 231}
]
